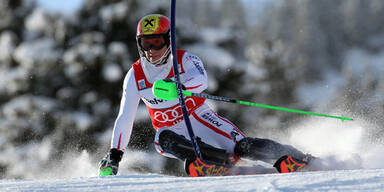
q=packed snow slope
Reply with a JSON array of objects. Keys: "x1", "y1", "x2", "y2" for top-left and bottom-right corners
[{"x1": 2, "y1": 169, "x2": 384, "y2": 192}]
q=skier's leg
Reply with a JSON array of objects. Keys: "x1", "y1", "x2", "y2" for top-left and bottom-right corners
[
  {"x1": 234, "y1": 137, "x2": 308, "y2": 164},
  {"x1": 154, "y1": 105, "x2": 246, "y2": 165},
  {"x1": 157, "y1": 129, "x2": 231, "y2": 165},
  {"x1": 189, "y1": 106, "x2": 246, "y2": 155}
]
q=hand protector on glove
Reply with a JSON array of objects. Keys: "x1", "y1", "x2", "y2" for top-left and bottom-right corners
[{"x1": 99, "y1": 148, "x2": 124, "y2": 176}]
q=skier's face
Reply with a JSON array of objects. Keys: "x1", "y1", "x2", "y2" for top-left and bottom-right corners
[{"x1": 143, "y1": 38, "x2": 168, "y2": 63}]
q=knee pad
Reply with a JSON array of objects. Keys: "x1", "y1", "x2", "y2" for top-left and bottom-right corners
[
  {"x1": 158, "y1": 130, "x2": 186, "y2": 151},
  {"x1": 234, "y1": 137, "x2": 253, "y2": 157},
  {"x1": 158, "y1": 130, "x2": 195, "y2": 161}
]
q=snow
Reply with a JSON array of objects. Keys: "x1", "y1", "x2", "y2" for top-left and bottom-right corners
[
  {"x1": 25, "y1": 9, "x2": 49, "y2": 33},
  {"x1": 343, "y1": 48, "x2": 384, "y2": 79},
  {"x1": 291, "y1": 119, "x2": 363, "y2": 158},
  {"x1": 71, "y1": 111, "x2": 94, "y2": 131},
  {"x1": 92, "y1": 99, "x2": 112, "y2": 116},
  {"x1": 135, "y1": 105, "x2": 151, "y2": 122},
  {"x1": 13, "y1": 37, "x2": 62, "y2": 73},
  {"x1": 1, "y1": 169, "x2": 384, "y2": 191},
  {"x1": 295, "y1": 70, "x2": 345, "y2": 108},
  {"x1": 2, "y1": 117, "x2": 384, "y2": 191},
  {"x1": 296, "y1": 46, "x2": 384, "y2": 108},
  {"x1": 108, "y1": 42, "x2": 128, "y2": 57},
  {"x1": 102, "y1": 63, "x2": 123, "y2": 82},
  {"x1": 239, "y1": 61, "x2": 268, "y2": 80},
  {"x1": 121, "y1": 150, "x2": 166, "y2": 173},
  {"x1": 0, "y1": 67, "x2": 29, "y2": 94},
  {"x1": 63, "y1": 33, "x2": 106, "y2": 78},
  {"x1": 0, "y1": 31, "x2": 17, "y2": 63},
  {"x1": 367, "y1": 34, "x2": 384, "y2": 49},
  {"x1": 199, "y1": 28, "x2": 234, "y2": 45},
  {"x1": 2, "y1": 95, "x2": 57, "y2": 120},
  {"x1": 185, "y1": 44, "x2": 235, "y2": 69},
  {"x1": 99, "y1": 2, "x2": 129, "y2": 21}
]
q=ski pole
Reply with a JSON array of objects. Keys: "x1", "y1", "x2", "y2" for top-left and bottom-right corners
[{"x1": 153, "y1": 79, "x2": 353, "y2": 122}]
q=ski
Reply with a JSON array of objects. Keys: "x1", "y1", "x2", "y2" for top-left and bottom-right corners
[
  {"x1": 186, "y1": 158, "x2": 277, "y2": 177},
  {"x1": 186, "y1": 155, "x2": 309, "y2": 177}
]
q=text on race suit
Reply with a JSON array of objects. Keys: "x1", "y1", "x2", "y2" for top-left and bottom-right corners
[
  {"x1": 202, "y1": 112, "x2": 223, "y2": 127},
  {"x1": 144, "y1": 97, "x2": 165, "y2": 105}
]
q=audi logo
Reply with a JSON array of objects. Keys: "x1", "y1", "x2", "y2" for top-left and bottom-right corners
[{"x1": 154, "y1": 98, "x2": 196, "y2": 123}]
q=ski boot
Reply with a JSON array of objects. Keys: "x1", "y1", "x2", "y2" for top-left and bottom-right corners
[
  {"x1": 273, "y1": 153, "x2": 316, "y2": 173},
  {"x1": 273, "y1": 155, "x2": 307, "y2": 173}
]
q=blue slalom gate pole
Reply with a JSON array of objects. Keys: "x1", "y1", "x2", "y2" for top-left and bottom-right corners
[{"x1": 170, "y1": 0, "x2": 202, "y2": 160}]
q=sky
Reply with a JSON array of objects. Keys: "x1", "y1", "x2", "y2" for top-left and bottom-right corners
[{"x1": 35, "y1": 0, "x2": 84, "y2": 13}]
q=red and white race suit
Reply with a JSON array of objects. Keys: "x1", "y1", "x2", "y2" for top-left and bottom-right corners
[{"x1": 110, "y1": 50, "x2": 246, "y2": 158}]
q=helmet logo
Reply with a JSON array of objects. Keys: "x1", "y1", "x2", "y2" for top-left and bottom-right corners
[
  {"x1": 144, "y1": 19, "x2": 155, "y2": 27},
  {"x1": 142, "y1": 15, "x2": 160, "y2": 35}
]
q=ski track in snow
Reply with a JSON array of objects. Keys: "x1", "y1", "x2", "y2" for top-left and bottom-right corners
[{"x1": 1, "y1": 169, "x2": 384, "y2": 192}]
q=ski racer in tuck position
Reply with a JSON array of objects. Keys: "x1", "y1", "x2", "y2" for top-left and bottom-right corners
[{"x1": 99, "y1": 14, "x2": 313, "y2": 176}]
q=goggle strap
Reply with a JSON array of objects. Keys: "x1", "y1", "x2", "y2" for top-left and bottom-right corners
[{"x1": 151, "y1": 46, "x2": 171, "y2": 66}]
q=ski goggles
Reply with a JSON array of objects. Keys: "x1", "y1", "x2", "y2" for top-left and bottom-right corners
[{"x1": 139, "y1": 37, "x2": 167, "y2": 51}]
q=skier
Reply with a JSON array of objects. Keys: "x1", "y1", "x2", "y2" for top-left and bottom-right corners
[{"x1": 99, "y1": 14, "x2": 312, "y2": 177}]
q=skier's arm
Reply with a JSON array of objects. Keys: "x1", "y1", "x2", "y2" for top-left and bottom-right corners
[
  {"x1": 110, "y1": 69, "x2": 140, "y2": 151},
  {"x1": 181, "y1": 52, "x2": 208, "y2": 93}
]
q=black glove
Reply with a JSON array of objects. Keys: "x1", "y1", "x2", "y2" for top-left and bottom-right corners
[
  {"x1": 163, "y1": 78, "x2": 186, "y2": 90},
  {"x1": 99, "y1": 148, "x2": 124, "y2": 176}
]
